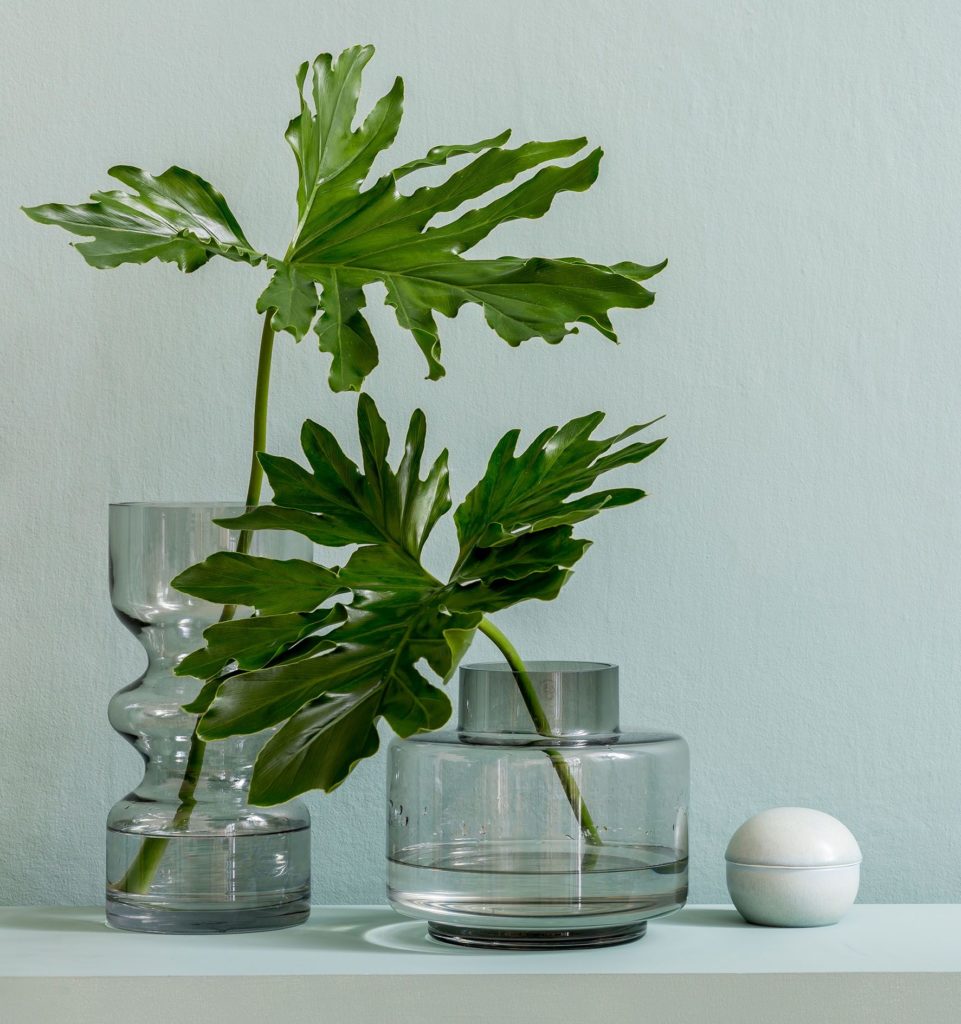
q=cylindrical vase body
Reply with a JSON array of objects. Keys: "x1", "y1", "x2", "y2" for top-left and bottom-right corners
[{"x1": 387, "y1": 661, "x2": 688, "y2": 949}]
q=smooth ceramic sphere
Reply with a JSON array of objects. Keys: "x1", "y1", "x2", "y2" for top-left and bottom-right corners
[{"x1": 725, "y1": 807, "x2": 862, "y2": 927}]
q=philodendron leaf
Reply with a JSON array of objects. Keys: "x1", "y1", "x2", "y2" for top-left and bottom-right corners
[
  {"x1": 256, "y1": 263, "x2": 318, "y2": 341},
  {"x1": 23, "y1": 166, "x2": 264, "y2": 271},
  {"x1": 26, "y1": 45, "x2": 664, "y2": 394},
  {"x1": 221, "y1": 397, "x2": 451, "y2": 557},
  {"x1": 285, "y1": 45, "x2": 404, "y2": 225},
  {"x1": 312, "y1": 269, "x2": 378, "y2": 391},
  {"x1": 174, "y1": 396, "x2": 664, "y2": 803},
  {"x1": 391, "y1": 129, "x2": 512, "y2": 178},
  {"x1": 249, "y1": 685, "x2": 384, "y2": 803},
  {"x1": 261, "y1": 46, "x2": 665, "y2": 390},
  {"x1": 177, "y1": 604, "x2": 347, "y2": 680},
  {"x1": 453, "y1": 413, "x2": 666, "y2": 556},
  {"x1": 171, "y1": 553, "x2": 343, "y2": 615}
]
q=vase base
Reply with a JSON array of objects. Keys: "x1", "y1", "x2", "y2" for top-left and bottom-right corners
[
  {"x1": 105, "y1": 894, "x2": 310, "y2": 934},
  {"x1": 427, "y1": 920, "x2": 647, "y2": 950}
]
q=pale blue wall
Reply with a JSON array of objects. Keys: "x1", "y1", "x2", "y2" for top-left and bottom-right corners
[{"x1": 3, "y1": 0, "x2": 960, "y2": 906}]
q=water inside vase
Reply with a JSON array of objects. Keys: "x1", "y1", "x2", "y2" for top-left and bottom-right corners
[
  {"x1": 388, "y1": 839, "x2": 687, "y2": 928},
  {"x1": 106, "y1": 826, "x2": 310, "y2": 933}
]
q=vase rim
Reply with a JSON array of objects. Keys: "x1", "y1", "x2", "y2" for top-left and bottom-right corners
[
  {"x1": 458, "y1": 661, "x2": 620, "y2": 735},
  {"x1": 109, "y1": 501, "x2": 257, "y2": 510},
  {"x1": 462, "y1": 660, "x2": 617, "y2": 675}
]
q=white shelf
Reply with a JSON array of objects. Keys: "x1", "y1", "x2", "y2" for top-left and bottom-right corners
[{"x1": 2, "y1": 905, "x2": 959, "y2": 1023}]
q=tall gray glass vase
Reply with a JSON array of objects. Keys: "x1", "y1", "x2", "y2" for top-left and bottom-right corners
[{"x1": 106, "y1": 503, "x2": 311, "y2": 934}]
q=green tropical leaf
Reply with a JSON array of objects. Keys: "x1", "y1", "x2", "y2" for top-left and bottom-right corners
[
  {"x1": 219, "y1": 397, "x2": 450, "y2": 555},
  {"x1": 192, "y1": 643, "x2": 378, "y2": 740},
  {"x1": 312, "y1": 269, "x2": 378, "y2": 391},
  {"x1": 453, "y1": 413, "x2": 666, "y2": 559},
  {"x1": 25, "y1": 46, "x2": 664, "y2": 394},
  {"x1": 456, "y1": 525, "x2": 590, "y2": 583},
  {"x1": 173, "y1": 396, "x2": 471, "y2": 800},
  {"x1": 209, "y1": 506, "x2": 343, "y2": 546},
  {"x1": 178, "y1": 604, "x2": 346, "y2": 680},
  {"x1": 173, "y1": 397, "x2": 663, "y2": 802},
  {"x1": 382, "y1": 255, "x2": 657, "y2": 349},
  {"x1": 391, "y1": 130, "x2": 511, "y2": 178},
  {"x1": 285, "y1": 46, "x2": 404, "y2": 225},
  {"x1": 23, "y1": 166, "x2": 263, "y2": 271},
  {"x1": 338, "y1": 545, "x2": 436, "y2": 593},
  {"x1": 195, "y1": 590, "x2": 471, "y2": 741},
  {"x1": 210, "y1": 506, "x2": 355, "y2": 548},
  {"x1": 269, "y1": 47, "x2": 664, "y2": 389},
  {"x1": 447, "y1": 566, "x2": 573, "y2": 614},
  {"x1": 443, "y1": 412, "x2": 664, "y2": 616},
  {"x1": 249, "y1": 684, "x2": 384, "y2": 804},
  {"x1": 171, "y1": 552, "x2": 343, "y2": 615},
  {"x1": 256, "y1": 263, "x2": 318, "y2": 341}
]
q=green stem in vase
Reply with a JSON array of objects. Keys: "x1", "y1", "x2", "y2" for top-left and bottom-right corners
[
  {"x1": 478, "y1": 617, "x2": 603, "y2": 847},
  {"x1": 111, "y1": 313, "x2": 275, "y2": 896}
]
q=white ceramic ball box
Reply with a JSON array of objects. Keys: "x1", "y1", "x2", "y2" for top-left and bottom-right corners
[{"x1": 725, "y1": 807, "x2": 862, "y2": 927}]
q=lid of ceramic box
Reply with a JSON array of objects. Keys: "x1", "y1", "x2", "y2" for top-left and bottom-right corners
[{"x1": 725, "y1": 807, "x2": 862, "y2": 868}]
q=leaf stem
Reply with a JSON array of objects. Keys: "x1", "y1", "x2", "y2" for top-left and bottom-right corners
[
  {"x1": 477, "y1": 617, "x2": 603, "y2": 846},
  {"x1": 111, "y1": 312, "x2": 276, "y2": 896},
  {"x1": 244, "y1": 313, "x2": 276, "y2": 509},
  {"x1": 113, "y1": 726, "x2": 207, "y2": 894}
]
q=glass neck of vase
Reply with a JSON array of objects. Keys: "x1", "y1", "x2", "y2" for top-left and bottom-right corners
[{"x1": 457, "y1": 661, "x2": 620, "y2": 738}]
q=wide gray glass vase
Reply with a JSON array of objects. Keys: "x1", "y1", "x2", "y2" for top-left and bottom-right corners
[
  {"x1": 387, "y1": 661, "x2": 689, "y2": 949},
  {"x1": 106, "y1": 503, "x2": 312, "y2": 934}
]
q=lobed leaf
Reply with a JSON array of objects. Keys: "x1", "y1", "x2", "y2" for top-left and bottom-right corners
[
  {"x1": 171, "y1": 552, "x2": 343, "y2": 615},
  {"x1": 25, "y1": 45, "x2": 665, "y2": 393},
  {"x1": 391, "y1": 130, "x2": 511, "y2": 178},
  {"x1": 273, "y1": 47, "x2": 665, "y2": 388},
  {"x1": 285, "y1": 46, "x2": 404, "y2": 224},
  {"x1": 174, "y1": 396, "x2": 663, "y2": 802},
  {"x1": 312, "y1": 269, "x2": 378, "y2": 391},
  {"x1": 249, "y1": 685, "x2": 384, "y2": 804},
  {"x1": 23, "y1": 166, "x2": 263, "y2": 272},
  {"x1": 177, "y1": 604, "x2": 346, "y2": 680},
  {"x1": 210, "y1": 505, "x2": 346, "y2": 546},
  {"x1": 453, "y1": 413, "x2": 666, "y2": 558},
  {"x1": 257, "y1": 263, "x2": 318, "y2": 341}
]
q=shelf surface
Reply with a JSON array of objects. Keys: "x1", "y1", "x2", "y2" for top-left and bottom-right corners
[{"x1": 2, "y1": 903, "x2": 959, "y2": 977}]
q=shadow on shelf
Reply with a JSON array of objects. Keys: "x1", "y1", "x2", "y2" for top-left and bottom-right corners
[{"x1": 265, "y1": 909, "x2": 497, "y2": 957}]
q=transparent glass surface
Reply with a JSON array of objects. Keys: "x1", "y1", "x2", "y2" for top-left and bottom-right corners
[
  {"x1": 387, "y1": 662, "x2": 689, "y2": 949},
  {"x1": 106, "y1": 503, "x2": 311, "y2": 933}
]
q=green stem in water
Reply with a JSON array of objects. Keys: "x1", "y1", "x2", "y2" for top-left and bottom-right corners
[
  {"x1": 112, "y1": 313, "x2": 276, "y2": 896},
  {"x1": 115, "y1": 726, "x2": 207, "y2": 893},
  {"x1": 478, "y1": 617, "x2": 603, "y2": 847}
]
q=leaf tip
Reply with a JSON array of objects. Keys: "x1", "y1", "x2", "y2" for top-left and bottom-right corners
[
  {"x1": 169, "y1": 567, "x2": 191, "y2": 592},
  {"x1": 195, "y1": 721, "x2": 219, "y2": 744}
]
